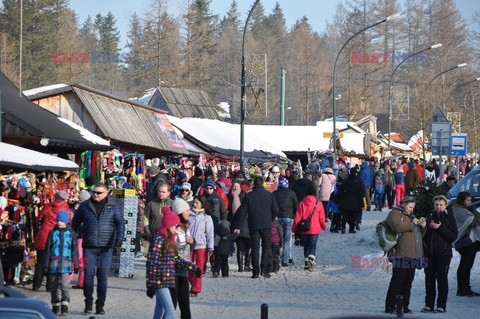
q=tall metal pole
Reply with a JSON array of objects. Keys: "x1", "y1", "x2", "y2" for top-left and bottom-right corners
[
  {"x1": 332, "y1": 13, "x2": 399, "y2": 163},
  {"x1": 240, "y1": 0, "x2": 260, "y2": 169},
  {"x1": 388, "y1": 43, "x2": 442, "y2": 149},
  {"x1": 280, "y1": 68, "x2": 285, "y2": 125},
  {"x1": 421, "y1": 63, "x2": 468, "y2": 161},
  {"x1": 19, "y1": 0, "x2": 23, "y2": 97}
]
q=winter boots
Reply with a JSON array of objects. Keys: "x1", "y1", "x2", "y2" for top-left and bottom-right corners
[
  {"x1": 52, "y1": 300, "x2": 60, "y2": 315},
  {"x1": 96, "y1": 301, "x2": 105, "y2": 315},
  {"x1": 305, "y1": 255, "x2": 315, "y2": 271},
  {"x1": 244, "y1": 250, "x2": 252, "y2": 271},
  {"x1": 83, "y1": 299, "x2": 93, "y2": 314},
  {"x1": 237, "y1": 251, "x2": 244, "y2": 272},
  {"x1": 60, "y1": 299, "x2": 69, "y2": 316}
]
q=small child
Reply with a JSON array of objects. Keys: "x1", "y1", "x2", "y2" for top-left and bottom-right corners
[
  {"x1": 43, "y1": 210, "x2": 78, "y2": 316},
  {"x1": 269, "y1": 218, "x2": 284, "y2": 273},
  {"x1": 327, "y1": 186, "x2": 342, "y2": 233},
  {"x1": 213, "y1": 220, "x2": 238, "y2": 278}
]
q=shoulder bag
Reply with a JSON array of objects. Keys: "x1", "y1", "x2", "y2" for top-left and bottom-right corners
[{"x1": 297, "y1": 200, "x2": 319, "y2": 233}]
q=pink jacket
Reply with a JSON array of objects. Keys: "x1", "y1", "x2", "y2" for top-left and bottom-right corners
[
  {"x1": 318, "y1": 168, "x2": 336, "y2": 201},
  {"x1": 292, "y1": 195, "x2": 326, "y2": 235}
]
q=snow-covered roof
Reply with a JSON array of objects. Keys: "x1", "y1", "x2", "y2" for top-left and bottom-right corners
[
  {"x1": 0, "y1": 142, "x2": 79, "y2": 171},
  {"x1": 134, "y1": 88, "x2": 156, "y2": 105},
  {"x1": 167, "y1": 116, "x2": 287, "y2": 158},
  {"x1": 23, "y1": 83, "x2": 68, "y2": 96},
  {"x1": 57, "y1": 117, "x2": 110, "y2": 146},
  {"x1": 168, "y1": 117, "x2": 366, "y2": 156}
]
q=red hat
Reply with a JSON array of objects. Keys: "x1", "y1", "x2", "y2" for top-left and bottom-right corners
[{"x1": 161, "y1": 206, "x2": 180, "y2": 230}]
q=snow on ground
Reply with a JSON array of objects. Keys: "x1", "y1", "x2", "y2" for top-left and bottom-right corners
[{"x1": 13, "y1": 210, "x2": 480, "y2": 319}]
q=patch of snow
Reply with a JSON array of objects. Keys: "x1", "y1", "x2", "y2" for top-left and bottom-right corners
[
  {"x1": 57, "y1": 117, "x2": 110, "y2": 145},
  {"x1": 23, "y1": 83, "x2": 68, "y2": 96}
]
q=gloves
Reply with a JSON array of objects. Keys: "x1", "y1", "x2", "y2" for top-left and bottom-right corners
[
  {"x1": 115, "y1": 238, "x2": 123, "y2": 248},
  {"x1": 194, "y1": 268, "x2": 203, "y2": 278},
  {"x1": 147, "y1": 286, "x2": 156, "y2": 298}
]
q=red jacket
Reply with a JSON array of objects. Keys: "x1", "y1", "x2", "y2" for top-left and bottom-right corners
[
  {"x1": 416, "y1": 163, "x2": 425, "y2": 181},
  {"x1": 34, "y1": 200, "x2": 72, "y2": 250},
  {"x1": 198, "y1": 183, "x2": 229, "y2": 209},
  {"x1": 292, "y1": 195, "x2": 326, "y2": 235}
]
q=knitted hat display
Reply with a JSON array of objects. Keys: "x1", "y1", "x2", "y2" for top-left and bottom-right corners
[
  {"x1": 278, "y1": 176, "x2": 289, "y2": 188},
  {"x1": 204, "y1": 180, "x2": 216, "y2": 189},
  {"x1": 55, "y1": 190, "x2": 69, "y2": 201},
  {"x1": 161, "y1": 206, "x2": 180, "y2": 229},
  {"x1": 172, "y1": 198, "x2": 191, "y2": 215},
  {"x1": 56, "y1": 210, "x2": 70, "y2": 224}
]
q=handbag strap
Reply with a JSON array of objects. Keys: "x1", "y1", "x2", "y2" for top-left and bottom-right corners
[{"x1": 306, "y1": 200, "x2": 319, "y2": 221}]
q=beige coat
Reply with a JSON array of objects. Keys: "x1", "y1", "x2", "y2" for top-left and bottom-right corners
[{"x1": 386, "y1": 207, "x2": 424, "y2": 259}]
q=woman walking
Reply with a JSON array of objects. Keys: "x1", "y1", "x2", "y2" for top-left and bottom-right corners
[
  {"x1": 421, "y1": 195, "x2": 458, "y2": 314},
  {"x1": 385, "y1": 196, "x2": 426, "y2": 314},
  {"x1": 291, "y1": 186, "x2": 326, "y2": 271},
  {"x1": 228, "y1": 181, "x2": 250, "y2": 272},
  {"x1": 452, "y1": 191, "x2": 480, "y2": 297}
]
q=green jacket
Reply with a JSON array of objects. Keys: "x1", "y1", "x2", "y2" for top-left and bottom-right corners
[{"x1": 144, "y1": 197, "x2": 172, "y2": 238}]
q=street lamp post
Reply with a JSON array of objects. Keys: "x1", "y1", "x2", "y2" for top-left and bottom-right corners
[
  {"x1": 388, "y1": 43, "x2": 443, "y2": 149},
  {"x1": 332, "y1": 13, "x2": 400, "y2": 163},
  {"x1": 240, "y1": 0, "x2": 260, "y2": 169},
  {"x1": 421, "y1": 63, "x2": 468, "y2": 160},
  {"x1": 444, "y1": 77, "x2": 480, "y2": 105}
]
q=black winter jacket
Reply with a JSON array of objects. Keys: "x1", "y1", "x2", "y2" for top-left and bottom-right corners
[
  {"x1": 424, "y1": 210, "x2": 458, "y2": 257},
  {"x1": 338, "y1": 178, "x2": 364, "y2": 212},
  {"x1": 273, "y1": 187, "x2": 298, "y2": 219},
  {"x1": 72, "y1": 197, "x2": 125, "y2": 249},
  {"x1": 291, "y1": 178, "x2": 314, "y2": 203},
  {"x1": 234, "y1": 186, "x2": 278, "y2": 231}
]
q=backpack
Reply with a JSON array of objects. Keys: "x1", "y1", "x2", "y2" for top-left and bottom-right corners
[{"x1": 376, "y1": 220, "x2": 398, "y2": 253}]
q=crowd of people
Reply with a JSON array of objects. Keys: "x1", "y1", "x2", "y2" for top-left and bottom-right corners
[{"x1": 25, "y1": 154, "x2": 480, "y2": 318}]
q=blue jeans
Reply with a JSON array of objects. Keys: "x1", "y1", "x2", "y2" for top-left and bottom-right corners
[
  {"x1": 300, "y1": 234, "x2": 319, "y2": 258},
  {"x1": 374, "y1": 192, "x2": 384, "y2": 208},
  {"x1": 277, "y1": 218, "x2": 293, "y2": 263},
  {"x1": 83, "y1": 247, "x2": 113, "y2": 304},
  {"x1": 153, "y1": 288, "x2": 175, "y2": 319}
]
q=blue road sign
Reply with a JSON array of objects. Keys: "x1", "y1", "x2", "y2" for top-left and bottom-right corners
[{"x1": 450, "y1": 133, "x2": 467, "y2": 156}]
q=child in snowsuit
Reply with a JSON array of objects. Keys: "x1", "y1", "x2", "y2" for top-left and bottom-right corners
[
  {"x1": 269, "y1": 218, "x2": 284, "y2": 273},
  {"x1": 213, "y1": 220, "x2": 238, "y2": 277},
  {"x1": 43, "y1": 210, "x2": 78, "y2": 316}
]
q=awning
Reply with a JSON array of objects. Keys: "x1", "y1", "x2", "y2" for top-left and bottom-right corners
[{"x1": 0, "y1": 142, "x2": 79, "y2": 172}]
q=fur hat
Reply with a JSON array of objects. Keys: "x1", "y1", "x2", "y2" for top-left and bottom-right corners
[
  {"x1": 161, "y1": 207, "x2": 180, "y2": 229},
  {"x1": 172, "y1": 198, "x2": 191, "y2": 215},
  {"x1": 147, "y1": 165, "x2": 161, "y2": 175},
  {"x1": 204, "y1": 180, "x2": 216, "y2": 189},
  {"x1": 78, "y1": 190, "x2": 91, "y2": 202},
  {"x1": 272, "y1": 166, "x2": 280, "y2": 173},
  {"x1": 55, "y1": 190, "x2": 69, "y2": 201},
  {"x1": 56, "y1": 210, "x2": 69, "y2": 224},
  {"x1": 278, "y1": 176, "x2": 289, "y2": 188}
]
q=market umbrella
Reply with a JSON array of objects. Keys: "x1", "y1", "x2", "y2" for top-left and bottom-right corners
[{"x1": 0, "y1": 142, "x2": 78, "y2": 172}]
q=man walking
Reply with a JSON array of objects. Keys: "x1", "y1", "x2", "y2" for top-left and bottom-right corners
[
  {"x1": 234, "y1": 177, "x2": 278, "y2": 278},
  {"x1": 72, "y1": 183, "x2": 125, "y2": 315},
  {"x1": 144, "y1": 183, "x2": 172, "y2": 239}
]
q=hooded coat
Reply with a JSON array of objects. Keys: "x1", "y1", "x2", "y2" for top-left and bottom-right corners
[
  {"x1": 292, "y1": 195, "x2": 326, "y2": 235},
  {"x1": 358, "y1": 162, "x2": 373, "y2": 188},
  {"x1": 318, "y1": 167, "x2": 336, "y2": 201},
  {"x1": 34, "y1": 200, "x2": 72, "y2": 250}
]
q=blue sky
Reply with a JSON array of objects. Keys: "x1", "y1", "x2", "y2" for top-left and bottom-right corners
[{"x1": 70, "y1": 0, "x2": 480, "y2": 49}]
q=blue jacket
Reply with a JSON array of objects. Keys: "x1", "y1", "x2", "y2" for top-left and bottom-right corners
[
  {"x1": 43, "y1": 225, "x2": 78, "y2": 274},
  {"x1": 72, "y1": 197, "x2": 125, "y2": 249},
  {"x1": 358, "y1": 162, "x2": 373, "y2": 188},
  {"x1": 236, "y1": 186, "x2": 278, "y2": 231}
]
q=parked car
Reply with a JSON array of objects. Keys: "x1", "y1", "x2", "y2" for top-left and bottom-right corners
[
  {"x1": 0, "y1": 287, "x2": 56, "y2": 319},
  {"x1": 447, "y1": 165, "x2": 480, "y2": 203}
]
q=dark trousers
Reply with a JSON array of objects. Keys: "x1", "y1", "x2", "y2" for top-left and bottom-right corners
[
  {"x1": 83, "y1": 247, "x2": 113, "y2": 305},
  {"x1": 424, "y1": 255, "x2": 451, "y2": 309},
  {"x1": 213, "y1": 254, "x2": 229, "y2": 277},
  {"x1": 236, "y1": 237, "x2": 251, "y2": 269},
  {"x1": 250, "y1": 229, "x2": 271, "y2": 275},
  {"x1": 268, "y1": 243, "x2": 281, "y2": 272},
  {"x1": 385, "y1": 259, "x2": 415, "y2": 310},
  {"x1": 135, "y1": 232, "x2": 142, "y2": 253},
  {"x1": 457, "y1": 245, "x2": 477, "y2": 293},
  {"x1": 383, "y1": 185, "x2": 394, "y2": 209},
  {"x1": 169, "y1": 275, "x2": 191, "y2": 319},
  {"x1": 33, "y1": 250, "x2": 51, "y2": 290},
  {"x1": 331, "y1": 213, "x2": 342, "y2": 230},
  {"x1": 341, "y1": 210, "x2": 356, "y2": 231}
]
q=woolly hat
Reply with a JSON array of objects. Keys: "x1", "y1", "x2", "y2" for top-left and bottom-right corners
[
  {"x1": 172, "y1": 198, "x2": 191, "y2": 215},
  {"x1": 78, "y1": 190, "x2": 91, "y2": 202},
  {"x1": 181, "y1": 182, "x2": 191, "y2": 191},
  {"x1": 272, "y1": 166, "x2": 280, "y2": 173},
  {"x1": 204, "y1": 180, "x2": 216, "y2": 189},
  {"x1": 217, "y1": 169, "x2": 227, "y2": 179},
  {"x1": 147, "y1": 165, "x2": 161, "y2": 175},
  {"x1": 278, "y1": 176, "x2": 289, "y2": 188},
  {"x1": 56, "y1": 210, "x2": 69, "y2": 224},
  {"x1": 178, "y1": 171, "x2": 188, "y2": 181},
  {"x1": 161, "y1": 206, "x2": 180, "y2": 229},
  {"x1": 55, "y1": 190, "x2": 69, "y2": 201}
]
